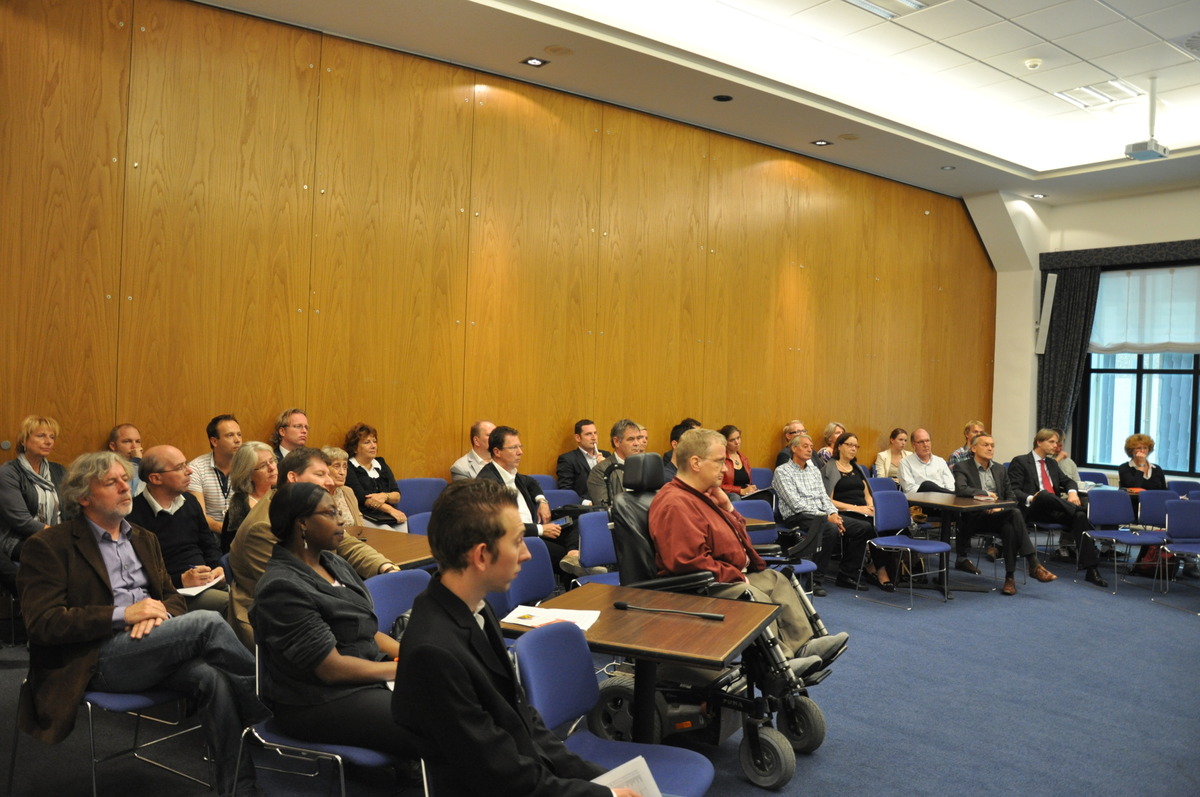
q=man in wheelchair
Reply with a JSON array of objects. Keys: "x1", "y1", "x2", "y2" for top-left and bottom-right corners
[{"x1": 648, "y1": 428, "x2": 848, "y2": 675}]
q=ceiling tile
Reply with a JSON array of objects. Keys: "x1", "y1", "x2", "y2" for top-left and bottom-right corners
[
  {"x1": 942, "y1": 21, "x2": 1043, "y2": 60},
  {"x1": 1012, "y1": 93, "x2": 1080, "y2": 115},
  {"x1": 1054, "y1": 21, "x2": 1162, "y2": 60},
  {"x1": 839, "y1": 21, "x2": 931, "y2": 56},
  {"x1": 894, "y1": 0, "x2": 1003, "y2": 40},
  {"x1": 939, "y1": 59, "x2": 1011, "y2": 89},
  {"x1": 971, "y1": 78, "x2": 1046, "y2": 104},
  {"x1": 969, "y1": 0, "x2": 1066, "y2": 17},
  {"x1": 718, "y1": 0, "x2": 827, "y2": 21},
  {"x1": 1135, "y1": 1, "x2": 1200, "y2": 39},
  {"x1": 1020, "y1": 60, "x2": 1116, "y2": 92},
  {"x1": 1105, "y1": 0, "x2": 1190, "y2": 15},
  {"x1": 1158, "y1": 84, "x2": 1200, "y2": 109},
  {"x1": 1092, "y1": 42, "x2": 1192, "y2": 76},
  {"x1": 783, "y1": 1, "x2": 885, "y2": 38},
  {"x1": 1127, "y1": 60, "x2": 1200, "y2": 92},
  {"x1": 888, "y1": 41, "x2": 975, "y2": 72},
  {"x1": 983, "y1": 41, "x2": 1078, "y2": 76},
  {"x1": 1012, "y1": 0, "x2": 1125, "y2": 41}
]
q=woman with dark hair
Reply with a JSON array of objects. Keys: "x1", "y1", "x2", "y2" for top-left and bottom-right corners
[
  {"x1": 873, "y1": 427, "x2": 912, "y2": 484},
  {"x1": 718, "y1": 424, "x2": 755, "y2": 498},
  {"x1": 249, "y1": 481, "x2": 409, "y2": 759},
  {"x1": 1118, "y1": 433, "x2": 1167, "y2": 490},
  {"x1": 343, "y1": 423, "x2": 406, "y2": 529},
  {"x1": 821, "y1": 432, "x2": 894, "y2": 591},
  {"x1": 0, "y1": 415, "x2": 66, "y2": 590}
]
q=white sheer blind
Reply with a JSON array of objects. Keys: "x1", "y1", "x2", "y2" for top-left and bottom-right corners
[{"x1": 1089, "y1": 265, "x2": 1200, "y2": 353}]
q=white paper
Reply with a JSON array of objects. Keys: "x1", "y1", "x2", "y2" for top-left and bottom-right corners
[
  {"x1": 501, "y1": 605, "x2": 601, "y2": 630},
  {"x1": 177, "y1": 572, "x2": 225, "y2": 596},
  {"x1": 592, "y1": 755, "x2": 662, "y2": 797}
]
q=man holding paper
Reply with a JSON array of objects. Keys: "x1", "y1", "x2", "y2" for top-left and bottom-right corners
[{"x1": 393, "y1": 479, "x2": 639, "y2": 797}]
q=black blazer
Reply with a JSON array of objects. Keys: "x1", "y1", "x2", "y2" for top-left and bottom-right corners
[
  {"x1": 1007, "y1": 453, "x2": 1077, "y2": 508},
  {"x1": 953, "y1": 458, "x2": 1016, "y2": 502},
  {"x1": 477, "y1": 462, "x2": 546, "y2": 537},
  {"x1": 554, "y1": 448, "x2": 609, "y2": 497},
  {"x1": 392, "y1": 577, "x2": 606, "y2": 797}
]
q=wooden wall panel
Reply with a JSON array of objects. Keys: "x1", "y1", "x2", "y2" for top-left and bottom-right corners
[
  {"x1": 461, "y1": 77, "x2": 603, "y2": 476},
  {"x1": 117, "y1": 0, "x2": 319, "y2": 456},
  {"x1": 306, "y1": 39, "x2": 473, "y2": 477},
  {"x1": 592, "y1": 107, "x2": 710, "y2": 459},
  {"x1": 0, "y1": 0, "x2": 129, "y2": 460}
]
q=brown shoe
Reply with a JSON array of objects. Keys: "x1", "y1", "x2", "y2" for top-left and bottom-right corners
[
  {"x1": 984, "y1": 546, "x2": 998, "y2": 562},
  {"x1": 955, "y1": 557, "x2": 982, "y2": 576},
  {"x1": 1031, "y1": 565, "x2": 1057, "y2": 583},
  {"x1": 1001, "y1": 578, "x2": 1017, "y2": 595}
]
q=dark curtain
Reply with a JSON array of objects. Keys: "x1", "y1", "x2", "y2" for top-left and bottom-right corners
[{"x1": 1036, "y1": 267, "x2": 1100, "y2": 432}]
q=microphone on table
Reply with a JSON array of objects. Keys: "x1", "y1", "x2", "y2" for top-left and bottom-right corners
[{"x1": 612, "y1": 601, "x2": 725, "y2": 621}]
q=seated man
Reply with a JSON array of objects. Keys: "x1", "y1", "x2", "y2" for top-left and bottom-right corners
[
  {"x1": 661, "y1": 420, "x2": 693, "y2": 481},
  {"x1": 772, "y1": 433, "x2": 870, "y2": 595},
  {"x1": 451, "y1": 419, "x2": 495, "y2": 481},
  {"x1": 555, "y1": 418, "x2": 609, "y2": 497},
  {"x1": 228, "y1": 447, "x2": 397, "y2": 648},
  {"x1": 188, "y1": 413, "x2": 242, "y2": 534},
  {"x1": 16, "y1": 452, "x2": 267, "y2": 797},
  {"x1": 651, "y1": 429, "x2": 846, "y2": 669},
  {"x1": 393, "y1": 479, "x2": 639, "y2": 797},
  {"x1": 898, "y1": 428, "x2": 955, "y2": 496},
  {"x1": 478, "y1": 426, "x2": 589, "y2": 578},
  {"x1": 106, "y1": 422, "x2": 144, "y2": 495},
  {"x1": 586, "y1": 419, "x2": 643, "y2": 507},
  {"x1": 951, "y1": 433, "x2": 1057, "y2": 595},
  {"x1": 128, "y1": 445, "x2": 227, "y2": 612},
  {"x1": 1008, "y1": 428, "x2": 1106, "y2": 588},
  {"x1": 269, "y1": 407, "x2": 309, "y2": 462},
  {"x1": 948, "y1": 419, "x2": 986, "y2": 465},
  {"x1": 774, "y1": 419, "x2": 807, "y2": 468}
]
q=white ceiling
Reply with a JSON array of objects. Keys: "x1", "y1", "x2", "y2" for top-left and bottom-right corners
[{"x1": 196, "y1": 0, "x2": 1200, "y2": 206}]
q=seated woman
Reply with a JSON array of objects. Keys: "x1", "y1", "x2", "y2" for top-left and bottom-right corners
[
  {"x1": 873, "y1": 427, "x2": 912, "y2": 484},
  {"x1": 0, "y1": 415, "x2": 66, "y2": 592},
  {"x1": 249, "y1": 481, "x2": 409, "y2": 759},
  {"x1": 718, "y1": 424, "x2": 756, "y2": 498},
  {"x1": 322, "y1": 446, "x2": 365, "y2": 528},
  {"x1": 221, "y1": 441, "x2": 277, "y2": 551},
  {"x1": 343, "y1": 423, "x2": 407, "y2": 529},
  {"x1": 1118, "y1": 433, "x2": 1167, "y2": 491},
  {"x1": 816, "y1": 421, "x2": 845, "y2": 465},
  {"x1": 821, "y1": 432, "x2": 894, "y2": 591}
]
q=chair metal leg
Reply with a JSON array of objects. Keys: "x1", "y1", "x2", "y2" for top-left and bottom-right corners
[
  {"x1": 1150, "y1": 554, "x2": 1200, "y2": 614},
  {"x1": 86, "y1": 698, "x2": 208, "y2": 794}
]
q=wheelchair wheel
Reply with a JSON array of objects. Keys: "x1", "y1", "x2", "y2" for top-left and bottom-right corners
[
  {"x1": 587, "y1": 675, "x2": 662, "y2": 743},
  {"x1": 780, "y1": 694, "x2": 826, "y2": 754},
  {"x1": 739, "y1": 727, "x2": 795, "y2": 790}
]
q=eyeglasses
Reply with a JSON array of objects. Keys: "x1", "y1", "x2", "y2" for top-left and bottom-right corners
[
  {"x1": 288, "y1": 424, "x2": 310, "y2": 431},
  {"x1": 254, "y1": 457, "x2": 278, "y2": 471},
  {"x1": 310, "y1": 509, "x2": 340, "y2": 520},
  {"x1": 501, "y1": 444, "x2": 523, "y2": 451},
  {"x1": 156, "y1": 462, "x2": 190, "y2": 474}
]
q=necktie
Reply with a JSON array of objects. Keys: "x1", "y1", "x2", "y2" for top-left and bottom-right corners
[{"x1": 1038, "y1": 459, "x2": 1054, "y2": 493}]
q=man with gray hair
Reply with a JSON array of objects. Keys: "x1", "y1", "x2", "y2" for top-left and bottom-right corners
[
  {"x1": 16, "y1": 452, "x2": 267, "y2": 797},
  {"x1": 586, "y1": 418, "x2": 645, "y2": 506}
]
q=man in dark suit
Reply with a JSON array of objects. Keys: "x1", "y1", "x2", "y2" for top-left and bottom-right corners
[
  {"x1": 477, "y1": 425, "x2": 582, "y2": 575},
  {"x1": 16, "y1": 452, "x2": 267, "y2": 797},
  {"x1": 586, "y1": 419, "x2": 644, "y2": 507},
  {"x1": 1008, "y1": 428, "x2": 1106, "y2": 587},
  {"x1": 555, "y1": 418, "x2": 610, "y2": 497},
  {"x1": 393, "y1": 479, "x2": 637, "y2": 797},
  {"x1": 952, "y1": 433, "x2": 1057, "y2": 595}
]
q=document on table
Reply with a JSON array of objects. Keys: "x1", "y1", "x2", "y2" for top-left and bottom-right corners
[
  {"x1": 177, "y1": 572, "x2": 225, "y2": 596},
  {"x1": 592, "y1": 756, "x2": 662, "y2": 797},
  {"x1": 501, "y1": 605, "x2": 601, "y2": 630}
]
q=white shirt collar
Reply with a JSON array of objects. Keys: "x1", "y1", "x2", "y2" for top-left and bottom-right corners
[{"x1": 143, "y1": 490, "x2": 185, "y2": 515}]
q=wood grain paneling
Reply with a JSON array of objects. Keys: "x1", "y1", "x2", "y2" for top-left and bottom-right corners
[
  {"x1": 306, "y1": 38, "x2": 474, "y2": 476},
  {"x1": 118, "y1": 0, "x2": 319, "y2": 456},
  {"x1": 0, "y1": 0, "x2": 129, "y2": 460},
  {"x1": 592, "y1": 107, "x2": 710, "y2": 459},
  {"x1": 461, "y1": 77, "x2": 603, "y2": 475}
]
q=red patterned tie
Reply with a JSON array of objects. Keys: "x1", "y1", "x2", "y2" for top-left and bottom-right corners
[{"x1": 1038, "y1": 459, "x2": 1054, "y2": 493}]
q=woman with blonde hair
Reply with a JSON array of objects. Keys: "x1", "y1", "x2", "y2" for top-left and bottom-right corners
[
  {"x1": 1118, "y1": 433, "x2": 1167, "y2": 491},
  {"x1": 221, "y1": 441, "x2": 278, "y2": 551},
  {"x1": 321, "y1": 446, "x2": 364, "y2": 528}
]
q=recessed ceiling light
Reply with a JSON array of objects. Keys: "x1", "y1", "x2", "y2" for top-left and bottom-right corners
[
  {"x1": 713, "y1": 95, "x2": 733, "y2": 102},
  {"x1": 940, "y1": 165, "x2": 956, "y2": 171},
  {"x1": 1031, "y1": 193, "x2": 1046, "y2": 199},
  {"x1": 811, "y1": 140, "x2": 832, "y2": 147},
  {"x1": 521, "y1": 57, "x2": 548, "y2": 67}
]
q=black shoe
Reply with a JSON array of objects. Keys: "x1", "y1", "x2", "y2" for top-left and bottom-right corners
[
  {"x1": 835, "y1": 575, "x2": 868, "y2": 591},
  {"x1": 955, "y1": 557, "x2": 982, "y2": 575},
  {"x1": 1085, "y1": 567, "x2": 1109, "y2": 588},
  {"x1": 811, "y1": 582, "x2": 828, "y2": 597}
]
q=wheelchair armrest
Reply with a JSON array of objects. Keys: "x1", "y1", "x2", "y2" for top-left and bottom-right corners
[
  {"x1": 623, "y1": 572, "x2": 715, "y2": 593},
  {"x1": 753, "y1": 544, "x2": 784, "y2": 556}
]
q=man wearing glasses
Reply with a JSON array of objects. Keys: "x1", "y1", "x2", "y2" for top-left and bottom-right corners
[
  {"x1": 774, "y1": 419, "x2": 808, "y2": 467},
  {"x1": 270, "y1": 407, "x2": 309, "y2": 462}
]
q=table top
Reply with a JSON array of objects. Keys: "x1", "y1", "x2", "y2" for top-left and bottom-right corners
[
  {"x1": 507, "y1": 582, "x2": 780, "y2": 669},
  {"x1": 352, "y1": 527, "x2": 435, "y2": 569},
  {"x1": 742, "y1": 516, "x2": 776, "y2": 529},
  {"x1": 906, "y1": 492, "x2": 1016, "y2": 513}
]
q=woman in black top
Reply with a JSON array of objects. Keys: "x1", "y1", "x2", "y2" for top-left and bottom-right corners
[
  {"x1": 1118, "y1": 433, "x2": 1168, "y2": 491},
  {"x1": 821, "y1": 432, "x2": 894, "y2": 591},
  {"x1": 0, "y1": 415, "x2": 66, "y2": 593},
  {"x1": 249, "y1": 482, "x2": 408, "y2": 757},
  {"x1": 343, "y1": 423, "x2": 407, "y2": 528}
]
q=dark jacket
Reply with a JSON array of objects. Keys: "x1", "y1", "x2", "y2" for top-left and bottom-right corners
[
  {"x1": 0, "y1": 458, "x2": 66, "y2": 557},
  {"x1": 555, "y1": 448, "x2": 610, "y2": 498},
  {"x1": 1008, "y1": 453, "x2": 1077, "y2": 509},
  {"x1": 477, "y1": 462, "x2": 547, "y2": 537}
]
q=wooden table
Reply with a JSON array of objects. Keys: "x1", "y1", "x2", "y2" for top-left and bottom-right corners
[
  {"x1": 505, "y1": 582, "x2": 780, "y2": 742},
  {"x1": 352, "y1": 527, "x2": 435, "y2": 570},
  {"x1": 906, "y1": 492, "x2": 1018, "y2": 593}
]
